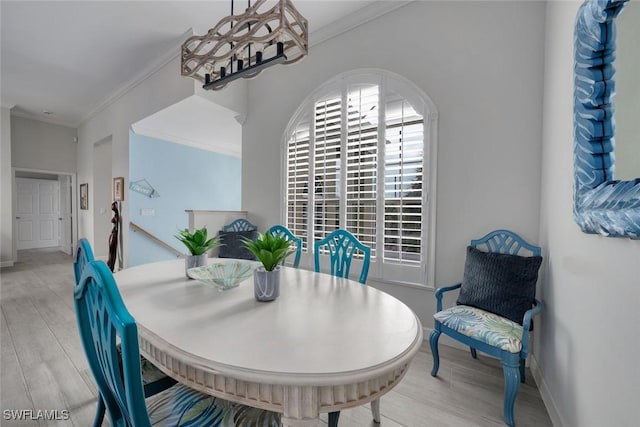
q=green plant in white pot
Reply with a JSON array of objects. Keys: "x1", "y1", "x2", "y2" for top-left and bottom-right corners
[
  {"x1": 175, "y1": 227, "x2": 221, "y2": 277},
  {"x1": 243, "y1": 233, "x2": 293, "y2": 301}
]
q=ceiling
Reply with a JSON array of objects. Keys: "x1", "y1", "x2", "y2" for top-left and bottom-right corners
[
  {"x1": 131, "y1": 95, "x2": 243, "y2": 157},
  {"x1": 1, "y1": 0, "x2": 385, "y2": 128}
]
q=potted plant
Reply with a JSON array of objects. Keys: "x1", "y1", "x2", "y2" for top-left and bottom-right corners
[
  {"x1": 175, "y1": 226, "x2": 221, "y2": 277},
  {"x1": 243, "y1": 233, "x2": 293, "y2": 301}
]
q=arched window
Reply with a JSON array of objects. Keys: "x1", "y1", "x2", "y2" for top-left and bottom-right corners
[{"x1": 284, "y1": 70, "x2": 437, "y2": 286}]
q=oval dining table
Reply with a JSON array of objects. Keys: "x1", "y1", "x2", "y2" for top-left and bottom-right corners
[{"x1": 115, "y1": 259, "x2": 423, "y2": 427}]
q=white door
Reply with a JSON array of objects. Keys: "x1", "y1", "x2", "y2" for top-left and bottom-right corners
[{"x1": 16, "y1": 178, "x2": 60, "y2": 250}]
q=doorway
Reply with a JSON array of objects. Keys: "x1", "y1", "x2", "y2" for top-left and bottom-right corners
[{"x1": 12, "y1": 169, "x2": 76, "y2": 258}]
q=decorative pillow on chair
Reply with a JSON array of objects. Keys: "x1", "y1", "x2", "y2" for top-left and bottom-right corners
[
  {"x1": 456, "y1": 246, "x2": 543, "y2": 326},
  {"x1": 218, "y1": 230, "x2": 257, "y2": 260}
]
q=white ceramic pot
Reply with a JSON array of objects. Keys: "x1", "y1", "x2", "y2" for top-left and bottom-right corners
[
  {"x1": 254, "y1": 266, "x2": 280, "y2": 302},
  {"x1": 185, "y1": 253, "x2": 208, "y2": 278}
]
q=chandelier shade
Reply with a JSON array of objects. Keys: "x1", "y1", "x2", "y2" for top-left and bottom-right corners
[{"x1": 181, "y1": 0, "x2": 308, "y2": 90}]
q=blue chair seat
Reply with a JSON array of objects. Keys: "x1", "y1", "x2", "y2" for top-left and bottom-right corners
[
  {"x1": 146, "y1": 383, "x2": 280, "y2": 426},
  {"x1": 434, "y1": 305, "x2": 524, "y2": 353},
  {"x1": 140, "y1": 358, "x2": 169, "y2": 385}
]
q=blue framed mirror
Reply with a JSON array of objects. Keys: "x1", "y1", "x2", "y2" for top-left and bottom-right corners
[{"x1": 574, "y1": 0, "x2": 640, "y2": 239}]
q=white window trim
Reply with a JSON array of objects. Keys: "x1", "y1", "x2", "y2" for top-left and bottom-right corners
[{"x1": 281, "y1": 69, "x2": 438, "y2": 288}]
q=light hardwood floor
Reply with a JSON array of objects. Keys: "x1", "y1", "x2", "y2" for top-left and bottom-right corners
[{"x1": 0, "y1": 249, "x2": 552, "y2": 427}]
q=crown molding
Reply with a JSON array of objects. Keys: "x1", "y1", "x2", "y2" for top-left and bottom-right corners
[
  {"x1": 77, "y1": 29, "x2": 193, "y2": 128},
  {"x1": 78, "y1": 2, "x2": 414, "y2": 129},
  {"x1": 132, "y1": 125, "x2": 241, "y2": 158},
  {"x1": 309, "y1": 1, "x2": 414, "y2": 47}
]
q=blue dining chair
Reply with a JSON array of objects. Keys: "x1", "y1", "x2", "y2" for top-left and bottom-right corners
[
  {"x1": 267, "y1": 225, "x2": 302, "y2": 268},
  {"x1": 219, "y1": 218, "x2": 259, "y2": 260},
  {"x1": 314, "y1": 229, "x2": 372, "y2": 427},
  {"x1": 222, "y1": 218, "x2": 257, "y2": 232},
  {"x1": 314, "y1": 229, "x2": 371, "y2": 284},
  {"x1": 73, "y1": 238, "x2": 95, "y2": 285},
  {"x1": 430, "y1": 230, "x2": 544, "y2": 427},
  {"x1": 73, "y1": 239, "x2": 175, "y2": 427},
  {"x1": 75, "y1": 259, "x2": 281, "y2": 427}
]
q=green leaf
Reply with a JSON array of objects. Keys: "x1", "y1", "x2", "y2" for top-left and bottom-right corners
[
  {"x1": 175, "y1": 226, "x2": 220, "y2": 256},
  {"x1": 241, "y1": 232, "x2": 293, "y2": 271}
]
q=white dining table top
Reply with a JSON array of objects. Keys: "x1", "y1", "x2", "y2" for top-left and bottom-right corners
[{"x1": 115, "y1": 258, "x2": 423, "y2": 386}]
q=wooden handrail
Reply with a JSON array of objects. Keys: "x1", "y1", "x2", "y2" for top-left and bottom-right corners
[{"x1": 129, "y1": 222, "x2": 183, "y2": 258}]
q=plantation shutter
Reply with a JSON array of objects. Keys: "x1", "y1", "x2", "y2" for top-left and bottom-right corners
[
  {"x1": 286, "y1": 119, "x2": 311, "y2": 251},
  {"x1": 313, "y1": 95, "x2": 342, "y2": 242},
  {"x1": 284, "y1": 72, "x2": 433, "y2": 285},
  {"x1": 346, "y1": 84, "x2": 379, "y2": 256},
  {"x1": 383, "y1": 93, "x2": 424, "y2": 264}
]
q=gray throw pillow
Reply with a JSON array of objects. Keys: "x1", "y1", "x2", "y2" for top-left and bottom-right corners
[
  {"x1": 456, "y1": 246, "x2": 542, "y2": 326},
  {"x1": 218, "y1": 230, "x2": 257, "y2": 260}
]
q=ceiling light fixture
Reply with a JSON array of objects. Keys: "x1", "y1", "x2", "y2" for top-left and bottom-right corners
[{"x1": 181, "y1": 0, "x2": 308, "y2": 91}]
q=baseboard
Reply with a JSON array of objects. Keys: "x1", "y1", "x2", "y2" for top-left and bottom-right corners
[
  {"x1": 530, "y1": 355, "x2": 564, "y2": 427},
  {"x1": 0, "y1": 260, "x2": 14, "y2": 268}
]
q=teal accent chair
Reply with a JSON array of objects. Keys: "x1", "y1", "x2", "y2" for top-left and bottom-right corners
[
  {"x1": 73, "y1": 239, "x2": 175, "y2": 427},
  {"x1": 314, "y1": 229, "x2": 371, "y2": 285},
  {"x1": 314, "y1": 229, "x2": 372, "y2": 427},
  {"x1": 430, "y1": 230, "x2": 544, "y2": 427},
  {"x1": 74, "y1": 260, "x2": 281, "y2": 426},
  {"x1": 267, "y1": 225, "x2": 302, "y2": 268}
]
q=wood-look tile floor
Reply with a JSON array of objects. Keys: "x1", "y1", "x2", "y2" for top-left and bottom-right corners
[{"x1": 0, "y1": 249, "x2": 552, "y2": 427}]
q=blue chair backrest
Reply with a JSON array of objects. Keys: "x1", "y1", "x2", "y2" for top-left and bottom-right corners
[
  {"x1": 223, "y1": 218, "x2": 257, "y2": 232},
  {"x1": 267, "y1": 225, "x2": 302, "y2": 268},
  {"x1": 74, "y1": 260, "x2": 151, "y2": 427},
  {"x1": 314, "y1": 229, "x2": 371, "y2": 284},
  {"x1": 471, "y1": 229, "x2": 541, "y2": 257},
  {"x1": 74, "y1": 238, "x2": 95, "y2": 285}
]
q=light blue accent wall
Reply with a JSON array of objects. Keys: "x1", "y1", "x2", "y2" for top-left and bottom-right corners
[{"x1": 129, "y1": 131, "x2": 241, "y2": 266}]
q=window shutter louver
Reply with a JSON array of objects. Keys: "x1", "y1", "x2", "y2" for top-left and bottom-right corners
[
  {"x1": 346, "y1": 85, "x2": 379, "y2": 257},
  {"x1": 383, "y1": 94, "x2": 424, "y2": 264},
  {"x1": 286, "y1": 120, "x2": 311, "y2": 251},
  {"x1": 313, "y1": 96, "x2": 342, "y2": 243}
]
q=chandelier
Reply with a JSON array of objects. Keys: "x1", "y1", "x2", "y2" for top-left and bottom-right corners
[{"x1": 181, "y1": 0, "x2": 308, "y2": 91}]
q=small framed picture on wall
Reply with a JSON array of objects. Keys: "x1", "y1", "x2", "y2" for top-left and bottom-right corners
[
  {"x1": 113, "y1": 177, "x2": 125, "y2": 201},
  {"x1": 80, "y1": 183, "x2": 89, "y2": 210}
]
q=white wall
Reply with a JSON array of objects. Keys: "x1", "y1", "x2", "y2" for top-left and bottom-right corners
[
  {"x1": 11, "y1": 116, "x2": 77, "y2": 173},
  {"x1": 77, "y1": 57, "x2": 192, "y2": 254},
  {"x1": 1, "y1": 108, "x2": 13, "y2": 266},
  {"x1": 242, "y1": 1, "x2": 546, "y2": 327},
  {"x1": 77, "y1": 55, "x2": 247, "y2": 262},
  {"x1": 538, "y1": 2, "x2": 640, "y2": 426},
  {"x1": 92, "y1": 138, "x2": 113, "y2": 258}
]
